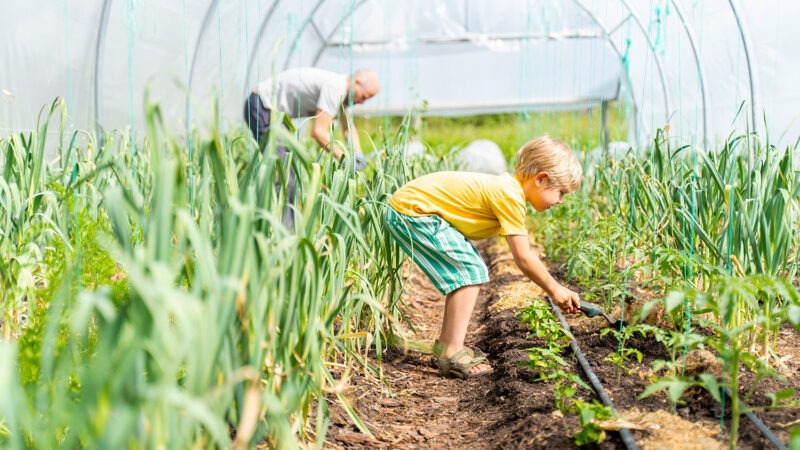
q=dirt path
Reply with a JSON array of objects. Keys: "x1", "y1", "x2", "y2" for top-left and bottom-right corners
[
  {"x1": 323, "y1": 237, "x2": 800, "y2": 449},
  {"x1": 324, "y1": 238, "x2": 608, "y2": 449}
]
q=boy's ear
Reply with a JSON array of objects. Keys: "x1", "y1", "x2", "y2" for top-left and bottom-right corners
[{"x1": 534, "y1": 171, "x2": 550, "y2": 186}]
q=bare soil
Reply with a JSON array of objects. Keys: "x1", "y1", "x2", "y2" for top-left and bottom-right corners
[{"x1": 323, "y1": 237, "x2": 800, "y2": 449}]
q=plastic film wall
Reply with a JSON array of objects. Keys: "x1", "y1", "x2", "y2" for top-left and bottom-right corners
[{"x1": 1, "y1": 0, "x2": 799, "y2": 146}]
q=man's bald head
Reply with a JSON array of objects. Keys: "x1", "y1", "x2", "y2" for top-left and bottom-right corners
[{"x1": 349, "y1": 68, "x2": 380, "y2": 105}]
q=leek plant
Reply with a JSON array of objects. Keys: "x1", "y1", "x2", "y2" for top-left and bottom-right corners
[
  {"x1": 0, "y1": 96, "x2": 451, "y2": 448},
  {"x1": 638, "y1": 274, "x2": 799, "y2": 449},
  {"x1": 531, "y1": 128, "x2": 799, "y2": 449},
  {"x1": 0, "y1": 99, "x2": 63, "y2": 339},
  {"x1": 585, "y1": 131, "x2": 800, "y2": 354}
]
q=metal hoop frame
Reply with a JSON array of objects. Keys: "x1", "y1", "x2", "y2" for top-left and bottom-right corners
[{"x1": 90, "y1": 0, "x2": 759, "y2": 145}]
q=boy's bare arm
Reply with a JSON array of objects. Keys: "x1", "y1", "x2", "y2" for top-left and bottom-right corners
[{"x1": 505, "y1": 234, "x2": 580, "y2": 314}]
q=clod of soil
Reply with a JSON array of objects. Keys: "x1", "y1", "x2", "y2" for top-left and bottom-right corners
[
  {"x1": 683, "y1": 349, "x2": 723, "y2": 377},
  {"x1": 622, "y1": 408, "x2": 725, "y2": 450}
]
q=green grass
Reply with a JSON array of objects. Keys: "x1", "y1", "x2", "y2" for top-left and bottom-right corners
[{"x1": 354, "y1": 102, "x2": 630, "y2": 161}]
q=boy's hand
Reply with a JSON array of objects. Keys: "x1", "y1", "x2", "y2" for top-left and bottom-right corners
[
  {"x1": 549, "y1": 285, "x2": 581, "y2": 314},
  {"x1": 504, "y1": 235, "x2": 582, "y2": 314}
]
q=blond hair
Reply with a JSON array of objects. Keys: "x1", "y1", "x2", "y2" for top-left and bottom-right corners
[{"x1": 515, "y1": 135, "x2": 582, "y2": 193}]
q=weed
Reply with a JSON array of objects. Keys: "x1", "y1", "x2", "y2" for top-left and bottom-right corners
[{"x1": 572, "y1": 399, "x2": 615, "y2": 445}]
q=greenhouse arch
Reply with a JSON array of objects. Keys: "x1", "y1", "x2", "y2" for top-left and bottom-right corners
[{"x1": 3, "y1": 1, "x2": 791, "y2": 147}]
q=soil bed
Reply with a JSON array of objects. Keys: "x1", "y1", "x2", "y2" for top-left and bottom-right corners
[{"x1": 323, "y1": 237, "x2": 800, "y2": 449}]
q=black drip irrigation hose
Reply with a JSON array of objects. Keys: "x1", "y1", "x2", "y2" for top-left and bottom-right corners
[
  {"x1": 722, "y1": 387, "x2": 787, "y2": 450},
  {"x1": 546, "y1": 296, "x2": 640, "y2": 450},
  {"x1": 546, "y1": 297, "x2": 788, "y2": 450}
]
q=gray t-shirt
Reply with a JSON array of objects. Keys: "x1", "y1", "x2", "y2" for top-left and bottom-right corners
[{"x1": 257, "y1": 68, "x2": 348, "y2": 118}]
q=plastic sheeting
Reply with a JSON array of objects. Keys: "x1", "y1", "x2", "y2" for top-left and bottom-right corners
[{"x1": 1, "y1": 0, "x2": 799, "y2": 146}]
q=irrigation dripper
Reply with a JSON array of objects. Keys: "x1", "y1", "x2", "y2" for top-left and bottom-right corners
[{"x1": 578, "y1": 300, "x2": 628, "y2": 327}]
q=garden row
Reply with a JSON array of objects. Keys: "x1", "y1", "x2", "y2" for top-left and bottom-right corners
[
  {"x1": 0, "y1": 99, "x2": 448, "y2": 448},
  {"x1": 527, "y1": 130, "x2": 800, "y2": 448}
]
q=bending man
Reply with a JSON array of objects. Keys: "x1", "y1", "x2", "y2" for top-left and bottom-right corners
[{"x1": 244, "y1": 67, "x2": 379, "y2": 164}]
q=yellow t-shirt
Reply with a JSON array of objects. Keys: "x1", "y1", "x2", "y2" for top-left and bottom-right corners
[{"x1": 388, "y1": 171, "x2": 528, "y2": 240}]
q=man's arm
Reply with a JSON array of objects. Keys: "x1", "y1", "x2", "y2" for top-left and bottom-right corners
[
  {"x1": 505, "y1": 234, "x2": 580, "y2": 313},
  {"x1": 310, "y1": 109, "x2": 344, "y2": 160}
]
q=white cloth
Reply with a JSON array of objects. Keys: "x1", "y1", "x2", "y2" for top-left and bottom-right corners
[{"x1": 256, "y1": 67, "x2": 348, "y2": 118}]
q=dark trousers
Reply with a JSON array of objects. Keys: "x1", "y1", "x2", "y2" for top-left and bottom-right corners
[
  {"x1": 244, "y1": 93, "x2": 295, "y2": 226},
  {"x1": 244, "y1": 92, "x2": 271, "y2": 143}
]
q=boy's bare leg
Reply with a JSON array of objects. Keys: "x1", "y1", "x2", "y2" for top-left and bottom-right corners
[{"x1": 437, "y1": 284, "x2": 491, "y2": 375}]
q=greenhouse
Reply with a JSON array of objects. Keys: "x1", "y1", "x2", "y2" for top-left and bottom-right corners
[{"x1": 1, "y1": 0, "x2": 799, "y2": 448}]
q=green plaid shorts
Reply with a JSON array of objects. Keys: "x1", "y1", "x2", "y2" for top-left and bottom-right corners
[{"x1": 385, "y1": 206, "x2": 489, "y2": 295}]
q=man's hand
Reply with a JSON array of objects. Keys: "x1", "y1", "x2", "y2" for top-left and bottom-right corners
[
  {"x1": 352, "y1": 153, "x2": 367, "y2": 171},
  {"x1": 341, "y1": 152, "x2": 367, "y2": 171},
  {"x1": 549, "y1": 284, "x2": 581, "y2": 314}
]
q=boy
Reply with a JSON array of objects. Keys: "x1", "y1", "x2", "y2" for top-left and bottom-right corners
[{"x1": 385, "y1": 136, "x2": 582, "y2": 379}]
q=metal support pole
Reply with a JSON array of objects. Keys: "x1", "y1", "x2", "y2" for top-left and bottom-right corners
[
  {"x1": 669, "y1": 0, "x2": 710, "y2": 147},
  {"x1": 93, "y1": 0, "x2": 113, "y2": 147},
  {"x1": 601, "y1": 100, "x2": 610, "y2": 153},
  {"x1": 243, "y1": 0, "x2": 281, "y2": 98},
  {"x1": 728, "y1": 0, "x2": 759, "y2": 135}
]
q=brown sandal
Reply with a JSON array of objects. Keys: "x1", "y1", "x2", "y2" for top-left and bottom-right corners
[
  {"x1": 436, "y1": 348, "x2": 494, "y2": 379},
  {"x1": 432, "y1": 340, "x2": 487, "y2": 359}
]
